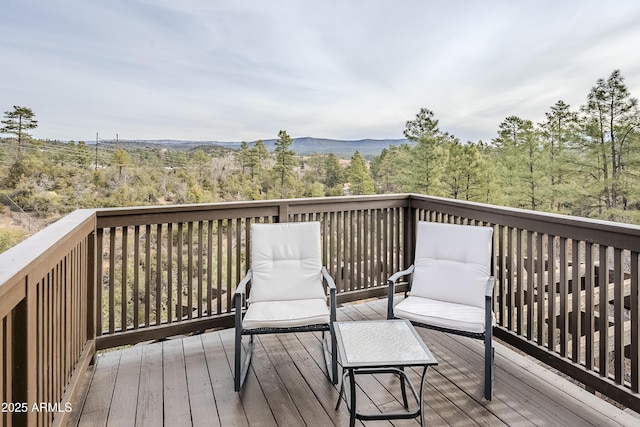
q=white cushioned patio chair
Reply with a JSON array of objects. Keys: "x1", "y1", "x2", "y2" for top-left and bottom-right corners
[
  {"x1": 234, "y1": 221, "x2": 338, "y2": 391},
  {"x1": 387, "y1": 221, "x2": 496, "y2": 400}
]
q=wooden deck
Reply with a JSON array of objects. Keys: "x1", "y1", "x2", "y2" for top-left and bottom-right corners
[{"x1": 70, "y1": 298, "x2": 639, "y2": 426}]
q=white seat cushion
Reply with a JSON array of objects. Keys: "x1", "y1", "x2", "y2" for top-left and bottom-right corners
[
  {"x1": 393, "y1": 295, "x2": 494, "y2": 334},
  {"x1": 242, "y1": 298, "x2": 330, "y2": 330}
]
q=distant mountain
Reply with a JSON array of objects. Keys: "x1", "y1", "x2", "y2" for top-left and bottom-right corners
[
  {"x1": 264, "y1": 137, "x2": 410, "y2": 158},
  {"x1": 94, "y1": 137, "x2": 410, "y2": 158}
]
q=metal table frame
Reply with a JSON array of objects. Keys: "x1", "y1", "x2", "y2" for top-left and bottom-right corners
[{"x1": 333, "y1": 320, "x2": 438, "y2": 427}]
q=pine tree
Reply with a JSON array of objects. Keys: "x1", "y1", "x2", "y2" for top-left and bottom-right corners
[
  {"x1": 493, "y1": 116, "x2": 548, "y2": 210},
  {"x1": 404, "y1": 108, "x2": 440, "y2": 142},
  {"x1": 443, "y1": 140, "x2": 487, "y2": 201},
  {"x1": 271, "y1": 130, "x2": 299, "y2": 198},
  {"x1": 539, "y1": 100, "x2": 581, "y2": 212},
  {"x1": 348, "y1": 151, "x2": 375, "y2": 195},
  {"x1": 581, "y1": 70, "x2": 639, "y2": 215},
  {"x1": 111, "y1": 148, "x2": 132, "y2": 177},
  {"x1": 370, "y1": 145, "x2": 412, "y2": 193},
  {"x1": 248, "y1": 140, "x2": 269, "y2": 183},
  {"x1": 407, "y1": 133, "x2": 448, "y2": 196},
  {"x1": 1, "y1": 106, "x2": 38, "y2": 156}
]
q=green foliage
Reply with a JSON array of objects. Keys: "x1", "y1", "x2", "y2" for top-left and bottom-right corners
[
  {"x1": 492, "y1": 117, "x2": 549, "y2": 210},
  {"x1": 4, "y1": 70, "x2": 640, "y2": 255},
  {"x1": 111, "y1": 148, "x2": 132, "y2": 177},
  {"x1": 443, "y1": 140, "x2": 484, "y2": 201},
  {"x1": 348, "y1": 151, "x2": 375, "y2": 195},
  {"x1": 407, "y1": 133, "x2": 448, "y2": 196},
  {"x1": 304, "y1": 181, "x2": 326, "y2": 197},
  {"x1": 370, "y1": 145, "x2": 412, "y2": 193},
  {"x1": 323, "y1": 153, "x2": 347, "y2": 189},
  {"x1": 0, "y1": 226, "x2": 27, "y2": 254}
]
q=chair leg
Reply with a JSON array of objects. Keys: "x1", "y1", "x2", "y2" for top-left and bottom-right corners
[
  {"x1": 331, "y1": 326, "x2": 338, "y2": 384},
  {"x1": 235, "y1": 332, "x2": 254, "y2": 392},
  {"x1": 234, "y1": 324, "x2": 242, "y2": 391},
  {"x1": 484, "y1": 329, "x2": 494, "y2": 400},
  {"x1": 322, "y1": 329, "x2": 339, "y2": 384}
]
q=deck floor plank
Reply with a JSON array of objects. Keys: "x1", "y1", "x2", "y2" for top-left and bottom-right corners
[
  {"x1": 77, "y1": 349, "x2": 121, "y2": 427},
  {"x1": 162, "y1": 338, "x2": 192, "y2": 426},
  {"x1": 218, "y1": 329, "x2": 277, "y2": 426},
  {"x1": 202, "y1": 331, "x2": 251, "y2": 427},
  {"x1": 183, "y1": 335, "x2": 220, "y2": 427},
  {"x1": 263, "y1": 332, "x2": 336, "y2": 426},
  {"x1": 136, "y1": 344, "x2": 164, "y2": 427},
  {"x1": 73, "y1": 298, "x2": 640, "y2": 426},
  {"x1": 106, "y1": 345, "x2": 142, "y2": 427},
  {"x1": 249, "y1": 335, "x2": 307, "y2": 426},
  {"x1": 283, "y1": 331, "x2": 363, "y2": 426}
]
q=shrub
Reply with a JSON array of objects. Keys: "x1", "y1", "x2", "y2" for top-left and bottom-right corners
[{"x1": 0, "y1": 226, "x2": 27, "y2": 254}]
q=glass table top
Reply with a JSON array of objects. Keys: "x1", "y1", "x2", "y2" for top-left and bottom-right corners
[{"x1": 334, "y1": 320, "x2": 437, "y2": 368}]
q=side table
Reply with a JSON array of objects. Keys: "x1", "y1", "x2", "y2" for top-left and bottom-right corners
[{"x1": 334, "y1": 319, "x2": 438, "y2": 427}]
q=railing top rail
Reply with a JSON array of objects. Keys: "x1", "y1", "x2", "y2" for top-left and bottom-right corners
[
  {"x1": 0, "y1": 209, "x2": 96, "y2": 300},
  {"x1": 92, "y1": 192, "x2": 640, "y2": 248},
  {"x1": 409, "y1": 194, "x2": 640, "y2": 250},
  {"x1": 94, "y1": 194, "x2": 412, "y2": 228}
]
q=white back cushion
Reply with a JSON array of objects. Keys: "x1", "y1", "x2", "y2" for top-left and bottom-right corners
[
  {"x1": 249, "y1": 222, "x2": 325, "y2": 302},
  {"x1": 412, "y1": 222, "x2": 493, "y2": 309}
]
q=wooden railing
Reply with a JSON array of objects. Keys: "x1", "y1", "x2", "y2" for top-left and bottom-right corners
[
  {"x1": 92, "y1": 196, "x2": 409, "y2": 349},
  {"x1": 0, "y1": 210, "x2": 96, "y2": 427},
  {"x1": 1, "y1": 194, "x2": 640, "y2": 426}
]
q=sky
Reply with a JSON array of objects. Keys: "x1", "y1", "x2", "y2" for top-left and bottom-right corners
[{"x1": 2, "y1": 0, "x2": 640, "y2": 144}]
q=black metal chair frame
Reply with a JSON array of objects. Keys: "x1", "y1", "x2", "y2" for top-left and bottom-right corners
[
  {"x1": 387, "y1": 265, "x2": 495, "y2": 400},
  {"x1": 234, "y1": 266, "x2": 338, "y2": 391}
]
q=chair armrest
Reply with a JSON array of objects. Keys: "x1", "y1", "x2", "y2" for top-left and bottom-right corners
[
  {"x1": 322, "y1": 267, "x2": 337, "y2": 322},
  {"x1": 235, "y1": 269, "x2": 252, "y2": 331},
  {"x1": 387, "y1": 265, "x2": 415, "y2": 319},
  {"x1": 235, "y1": 270, "x2": 252, "y2": 320},
  {"x1": 322, "y1": 266, "x2": 336, "y2": 291},
  {"x1": 485, "y1": 276, "x2": 496, "y2": 334},
  {"x1": 485, "y1": 276, "x2": 496, "y2": 298},
  {"x1": 235, "y1": 269, "x2": 252, "y2": 295},
  {"x1": 387, "y1": 264, "x2": 415, "y2": 286}
]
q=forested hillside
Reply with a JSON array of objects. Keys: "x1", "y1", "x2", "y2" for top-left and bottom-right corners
[
  {"x1": 372, "y1": 70, "x2": 640, "y2": 223},
  {"x1": 1, "y1": 69, "x2": 639, "y2": 252}
]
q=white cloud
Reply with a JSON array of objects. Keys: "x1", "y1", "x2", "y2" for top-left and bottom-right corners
[{"x1": 2, "y1": 0, "x2": 640, "y2": 143}]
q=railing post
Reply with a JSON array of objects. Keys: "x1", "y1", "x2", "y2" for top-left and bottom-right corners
[
  {"x1": 87, "y1": 230, "x2": 97, "y2": 351},
  {"x1": 12, "y1": 298, "x2": 27, "y2": 426},
  {"x1": 278, "y1": 203, "x2": 289, "y2": 223},
  {"x1": 12, "y1": 278, "x2": 37, "y2": 427},
  {"x1": 403, "y1": 198, "x2": 415, "y2": 268},
  {"x1": 26, "y1": 279, "x2": 37, "y2": 427}
]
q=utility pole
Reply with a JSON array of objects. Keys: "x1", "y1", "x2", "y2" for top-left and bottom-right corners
[
  {"x1": 116, "y1": 133, "x2": 118, "y2": 149},
  {"x1": 95, "y1": 132, "x2": 99, "y2": 171}
]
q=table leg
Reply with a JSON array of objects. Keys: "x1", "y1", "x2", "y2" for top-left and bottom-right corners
[
  {"x1": 419, "y1": 366, "x2": 428, "y2": 427},
  {"x1": 335, "y1": 369, "x2": 346, "y2": 410},
  {"x1": 399, "y1": 367, "x2": 408, "y2": 409},
  {"x1": 349, "y1": 368, "x2": 356, "y2": 427},
  {"x1": 337, "y1": 365, "x2": 432, "y2": 425}
]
